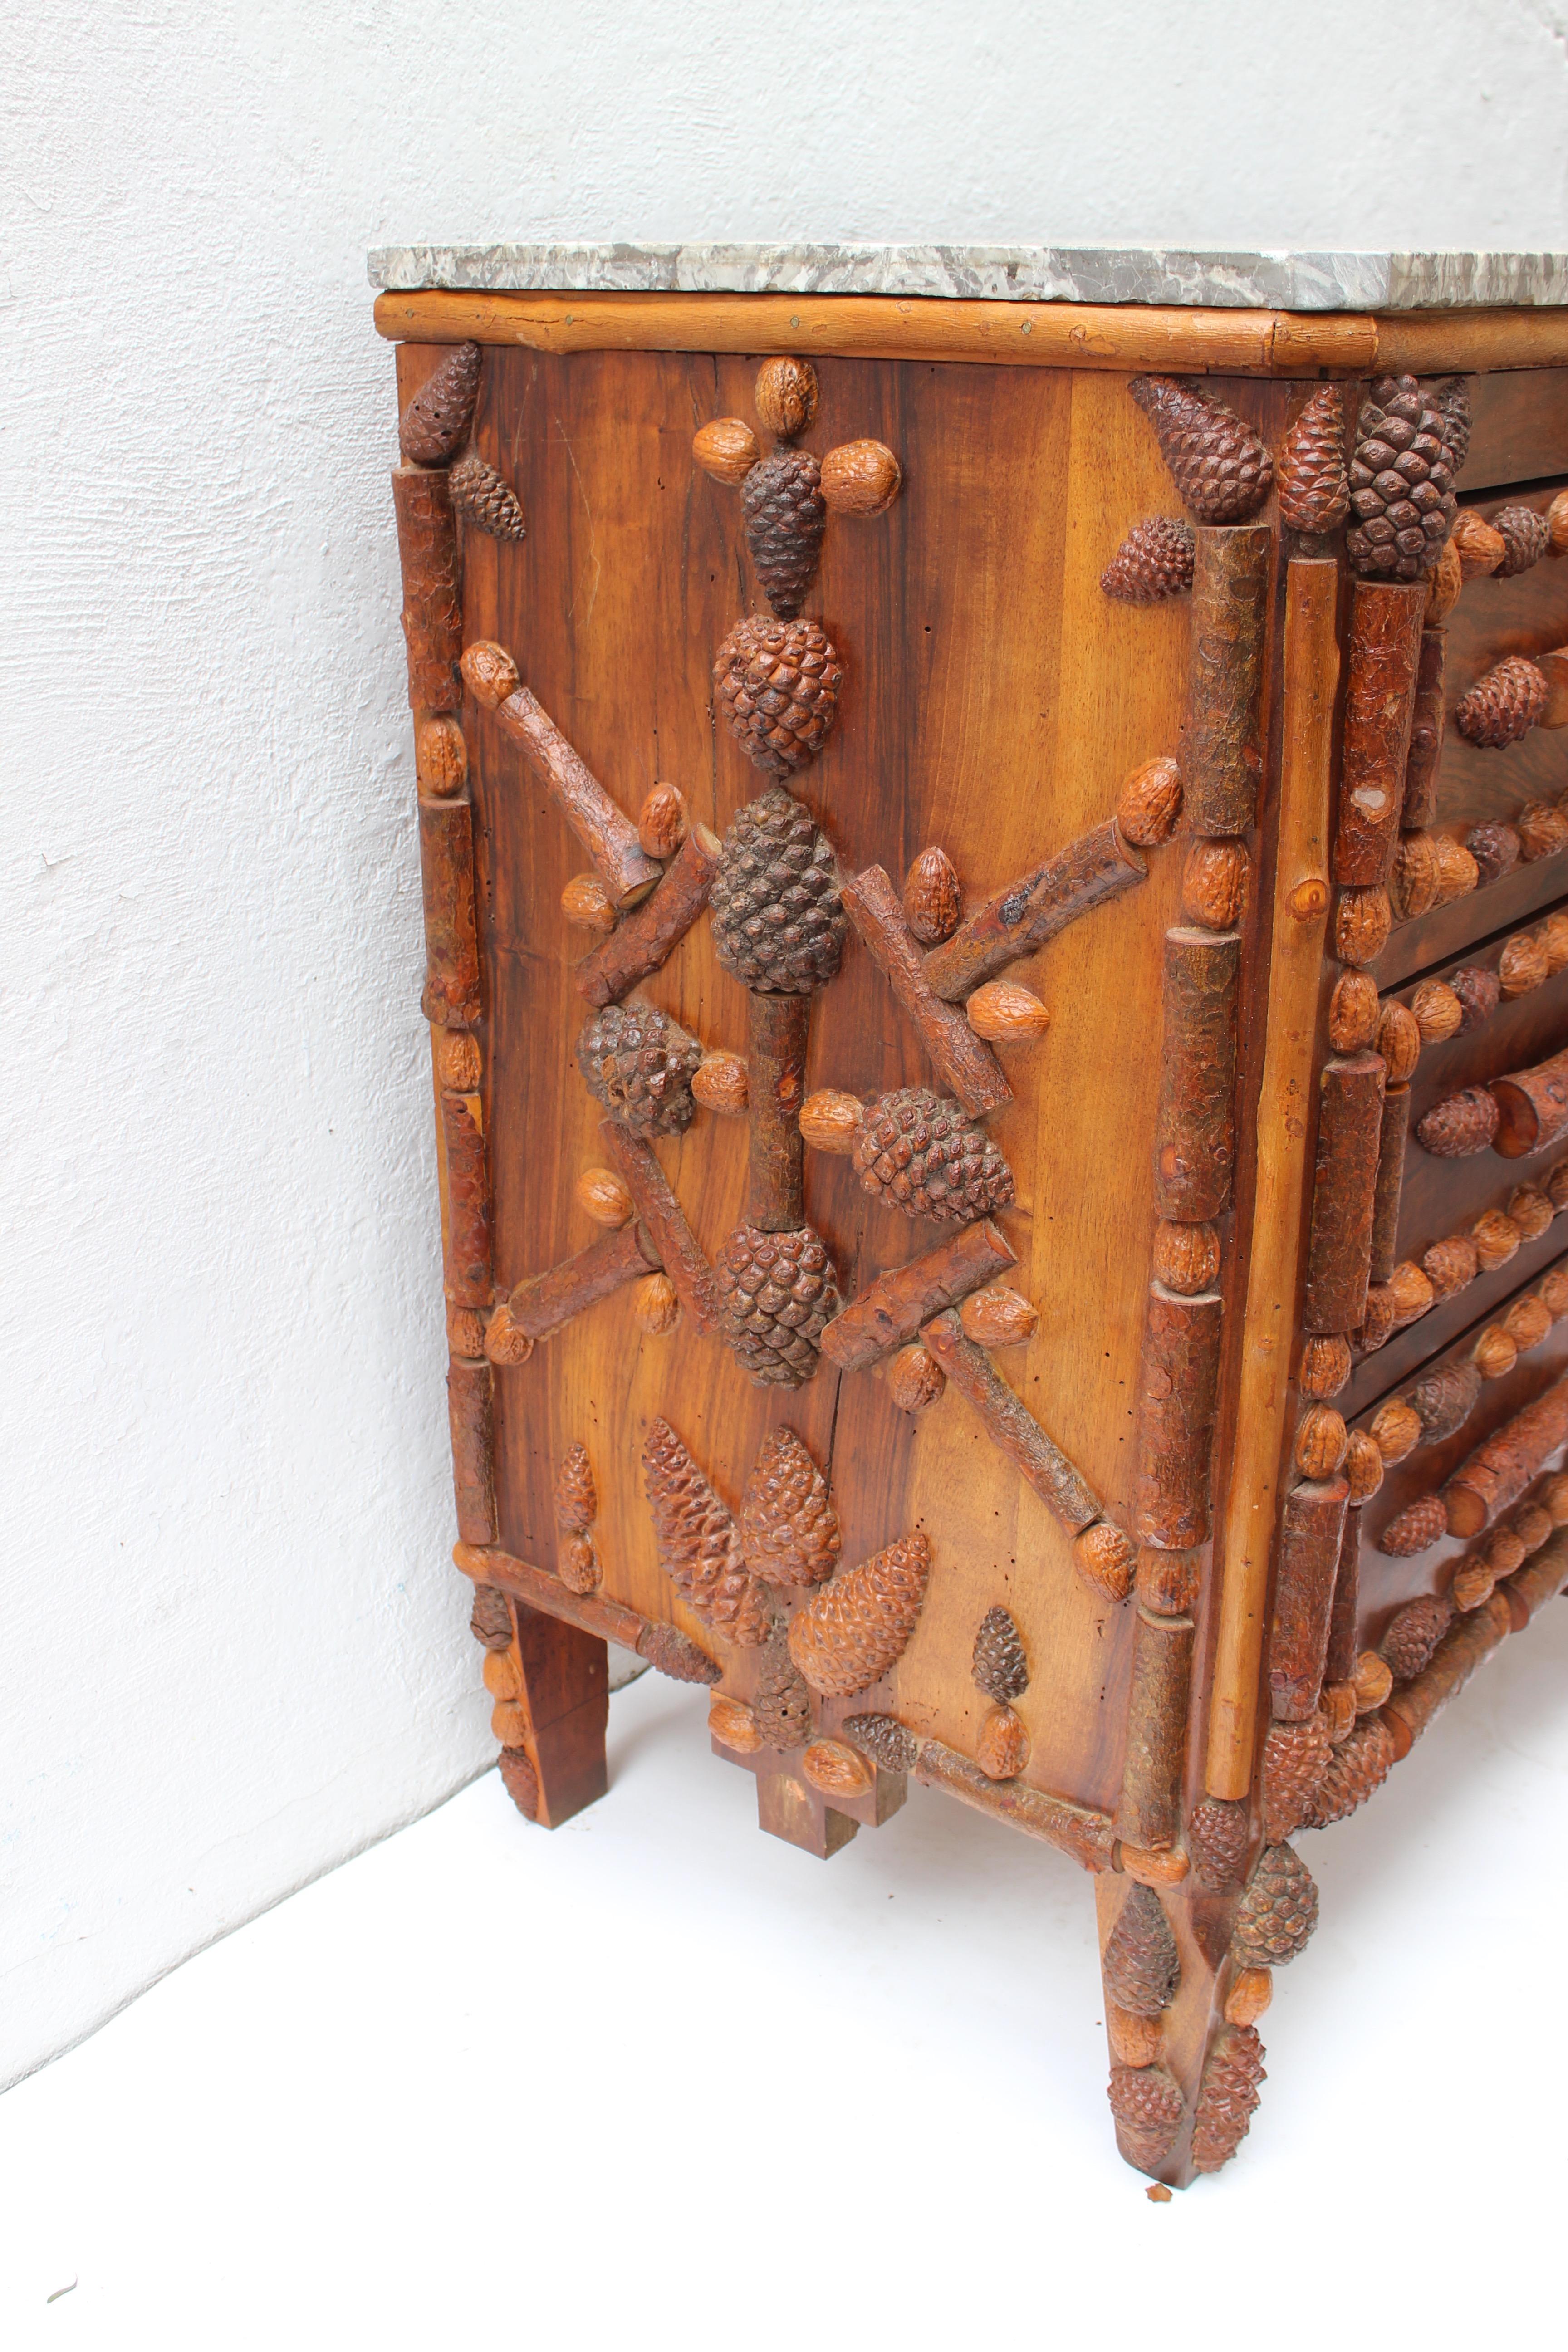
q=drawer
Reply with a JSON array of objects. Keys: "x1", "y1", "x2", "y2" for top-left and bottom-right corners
[{"x1": 1464, "y1": 368, "x2": 1568, "y2": 491}]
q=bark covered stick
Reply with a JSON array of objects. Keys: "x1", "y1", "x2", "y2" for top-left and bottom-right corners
[
  {"x1": 840, "y1": 865, "x2": 1012, "y2": 1118},
  {"x1": 1268, "y1": 1474, "x2": 1351, "y2": 1720},
  {"x1": 1334, "y1": 581, "x2": 1428, "y2": 885},
  {"x1": 391, "y1": 463, "x2": 462, "y2": 712},
  {"x1": 1491, "y1": 1045, "x2": 1568, "y2": 1158},
  {"x1": 1382, "y1": 1591, "x2": 1512, "y2": 1755},
  {"x1": 447, "y1": 1357, "x2": 496, "y2": 1544},
  {"x1": 911, "y1": 1735, "x2": 1117, "y2": 1872},
  {"x1": 1368, "y1": 1082, "x2": 1411, "y2": 1289},
  {"x1": 1401, "y1": 626, "x2": 1447, "y2": 832},
  {"x1": 1114, "y1": 1609, "x2": 1195, "y2": 1852},
  {"x1": 921, "y1": 819, "x2": 1147, "y2": 1003},
  {"x1": 745, "y1": 992, "x2": 810, "y2": 1232},
  {"x1": 573, "y1": 824, "x2": 722, "y2": 1007},
  {"x1": 924, "y1": 1309, "x2": 1103, "y2": 1533},
  {"x1": 418, "y1": 797, "x2": 481, "y2": 1028},
  {"x1": 507, "y1": 1220, "x2": 659, "y2": 1342},
  {"x1": 1441, "y1": 1374, "x2": 1568, "y2": 1536},
  {"x1": 1301, "y1": 1052, "x2": 1386, "y2": 1336},
  {"x1": 1133, "y1": 1284, "x2": 1224, "y2": 1549},
  {"x1": 1183, "y1": 523, "x2": 1272, "y2": 836},
  {"x1": 494, "y1": 686, "x2": 662, "y2": 907},
  {"x1": 1153, "y1": 927, "x2": 1241, "y2": 1221},
  {"x1": 455, "y1": 1540, "x2": 720, "y2": 1679},
  {"x1": 1324, "y1": 1502, "x2": 1362, "y2": 1685},
  {"x1": 820, "y1": 1219, "x2": 1018, "y2": 1371},
  {"x1": 598, "y1": 1120, "x2": 725, "y2": 1336},
  {"x1": 440, "y1": 1088, "x2": 493, "y2": 1308}
]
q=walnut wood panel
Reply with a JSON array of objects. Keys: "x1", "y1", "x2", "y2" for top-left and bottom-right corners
[{"x1": 1462, "y1": 370, "x2": 1568, "y2": 493}]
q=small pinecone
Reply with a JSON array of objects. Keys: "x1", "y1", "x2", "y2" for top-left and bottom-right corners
[
  {"x1": 788, "y1": 1532, "x2": 932, "y2": 1696},
  {"x1": 1127, "y1": 376, "x2": 1273, "y2": 522},
  {"x1": 642, "y1": 1418, "x2": 773, "y2": 1646},
  {"x1": 1382, "y1": 1591, "x2": 1454, "y2": 1681},
  {"x1": 971, "y1": 1605, "x2": 1029, "y2": 1703},
  {"x1": 1455, "y1": 655, "x2": 1549, "y2": 747},
  {"x1": 1107, "y1": 2064, "x2": 1185, "y2": 2172},
  {"x1": 1494, "y1": 504, "x2": 1552, "y2": 576},
  {"x1": 1188, "y1": 1796, "x2": 1250, "y2": 1892},
  {"x1": 448, "y1": 446, "x2": 527, "y2": 540},
  {"x1": 753, "y1": 1636, "x2": 814, "y2": 1749},
  {"x1": 740, "y1": 1426, "x2": 841, "y2": 1583},
  {"x1": 1102, "y1": 1883, "x2": 1181, "y2": 2017},
  {"x1": 1232, "y1": 1843, "x2": 1319, "y2": 1966},
  {"x1": 1466, "y1": 822, "x2": 1521, "y2": 886},
  {"x1": 714, "y1": 617, "x2": 844, "y2": 778},
  {"x1": 498, "y1": 1744, "x2": 539, "y2": 1819},
  {"x1": 1346, "y1": 373, "x2": 1458, "y2": 581},
  {"x1": 470, "y1": 1583, "x2": 514, "y2": 1651},
  {"x1": 1191, "y1": 2026, "x2": 1267, "y2": 2173},
  {"x1": 717, "y1": 1222, "x2": 841, "y2": 1388},
  {"x1": 741, "y1": 448, "x2": 828, "y2": 617},
  {"x1": 554, "y1": 1442, "x2": 597, "y2": 1532},
  {"x1": 399, "y1": 340, "x2": 481, "y2": 463},
  {"x1": 1100, "y1": 516, "x2": 1196, "y2": 603},
  {"x1": 710, "y1": 786, "x2": 846, "y2": 992},
  {"x1": 843, "y1": 1712, "x2": 918, "y2": 1772},
  {"x1": 1450, "y1": 964, "x2": 1502, "y2": 1030},
  {"x1": 637, "y1": 1621, "x2": 722, "y2": 1684},
  {"x1": 1377, "y1": 1494, "x2": 1449, "y2": 1557},
  {"x1": 1262, "y1": 1714, "x2": 1332, "y2": 1842},
  {"x1": 1301, "y1": 1712, "x2": 1396, "y2": 1828},
  {"x1": 1416, "y1": 1086, "x2": 1499, "y2": 1158},
  {"x1": 1431, "y1": 377, "x2": 1473, "y2": 476},
  {"x1": 852, "y1": 1087, "x2": 1016, "y2": 1224},
  {"x1": 576, "y1": 1001, "x2": 701, "y2": 1137},
  {"x1": 1278, "y1": 385, "x2": 1349, "y2": 533},
  {"x1": 1407, "y1": 1358, "x2": 1481, "y2": 1444}
]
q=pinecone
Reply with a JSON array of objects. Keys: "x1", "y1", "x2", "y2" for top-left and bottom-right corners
[
  {"x1": 714, "y1": 618, "x2": 845, "y2": 778},
  {"x1": 1464, "y1": 812, "x2": 1522, "y2": 877},
  {"x1": 1346, "y1": 374, "x2": 1458, "y2": 580},
  {"x1": 1494, "y1": 504, "x2": 1551, "y2": 576},
  {"x1": 1107, "y1": 2064, "x2": 1185, "y2": 2172},
  {"x1": 1300, "y1": 1712, "x2": 1396, "y2": 1828},
  {"x1": 740, "y1": 1426, "x2": 841, "y2": 1583},
  {"x1": 1455, "y1": 655, "x2": 1549, "y2": 747},
  {"x1": 1189, "y1": 1795, "x2": 1250, "y2": 1891},
  {"x1": 1191, "y1": 2026, "x2": 1267, "y2": 2174},
  {"x1": 641, "y1": 1418, "x2": 773, "y2": 1646},
  {"x1": 1262, "y1": 1714, "x2": 1332, "y2": 1842},
  {"x1": 1431, "y1": 377, "x2": 1473, "y2": 476},
  {"x1": 1127, "y1": 377, "x2": 1273, "y2": 522},
  {"x1": 753, "y1": 1636, "x2": 814, "y2": 1748},
  {"x1": 498, "y1": 1744, "x2": 539, "y2": 1819},
  {"x1": 971, "y1": 1605, "x2": 1029, "y2": 1702},
  {"x1": 470, "y1": 1583, "x2": 514, "y2": 1651},
  {"x1": 716, "y1": 1223, "x2": 842, "y2": 1388},
  {"x1": 843, "y1": 1712, "x2": 918, "y2": 1772},
  {"x1": 788, "y1": 1532, "x2": 932, "y2": 1696},
  {"x1": 1376, "y1": 1494, "x2": 1449, "y2": 1557},
  {"x1": 741, "y1": 449, "x2": 827, "y2": 617},
  {"x1": 1450, "y1": 961, "x2": 1501, "y2": 1028},
  {"x1": 1231, "y1": 1842, "x2": 1319, "y2": 1966},
  {"x1": 1381, "y1": 1591, "x2": 1453, "y2": 1681},
  {"x1": 448, "y1": 446, "x2": 526, "y2": 540},
  {"x1": 1100, "y1": 516, "x2": 1196, "y2": 603},
  {"x1": 637, "y1": 1621, "x2": 722, "y2": 1684},
  {"x1": 554, "y1": 1443, "x2": 597, "y2": 1531},
  {"x1": 1102, "y1": 1884, "x2": 1181, "y2": 2018},
  {"x1": 576, "y1": 1001, "x2": 701, "y2": 1136},
  {"x1": 399, "y1": 341, "x2": 481, "y2": 463},
  {"x1": 1407, "y1": 1359, "x2": 1481, "y2": 1444},
  {"x1": 710, "y1": 787, "x2": 846, "y2": 992},
  {"x1": 851, "y1": 1087, "x2": 1016, "y2": 1224},
  {"x1": 1278, "y1": 385, "x2": 1349, "y2": 533},
  {"x1": 1416, "y1": 1086, "x2": 1499, "y2": 1158}
]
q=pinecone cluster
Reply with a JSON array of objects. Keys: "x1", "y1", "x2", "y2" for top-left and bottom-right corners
[
  {"x1": 714, "y1": 617, "x2": 844, "y2": 777},
  {"x1": 851, "y1": 1087, "x2": 1016, "y2": 1223},
  {"x1": 642, "y1": 1418, "x2": 773, "y2": 1645},
  {"x1": 740, "y1": 1426, "x2": 841, "y2": 1583},
  {"x1": 710, "y1": 786, "x2": 847, "y2": 992},
  {"x1": 448, "y1": 446, "x2": 527, "y2": 541},
  {"x1": 1231, "y1": 1842, "x2": 1318, "y2": 1966},
  {"x1": 1107, "y1": 2064, "x2": 1185, "y2": 2171},
  {"x1": 1100, "y1": 516, "x2": 1195, "y2": 604},
  {"x1": 716, "y1": 1222, "x2": 842, "y2": 1387},
  {"x1": 1262, "y1": 1714, "x2": 1332, "y2": 1842},
  {"x1": 753, "y1": 1636, "x2": 814, "y2": 1748},
  {"x1": 1346, "y1": 375, "x2": 1459, "y2": 581},
  {"x1": 843, "y1": 1712, "x2": 918, "y2": 1772},
  {"x1": 1301, "y1": 1712, "x2": 1396, "y2": 1828},
  {"x1": 742, "y1": 449, "x2": 828, "y2": 617},
  {"x1": 1277, "y1": 384, "x2": 1349, "y2": 534},
  {"x1": 1127, "y1": 376, "x2": 1273, "y2": 523},
  {"x1": 788, "y1": 1532, "x2": 932, "y2": 1696},
  {"x1": 1191, "y1": 2025, "x2": 1267, "y2": 2174},
  {"x1": 1102, "y1": 1884, "x2": 1181, "y2": 2017},
  {"x1": 1455, "y1": 655, "x2": 1549, "y2": 748},
  {"x1": 576, "y1": 1001, "x2": 701, "y2": 1136},
  {"x1": 1381, "y1": 1592, "x2": 1453, "y2": 1682},
  {"x1": 971, "y1": 1606, "x2": 1029, "y2": 1702}
]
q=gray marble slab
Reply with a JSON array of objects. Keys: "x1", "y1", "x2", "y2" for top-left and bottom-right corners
[{"x1": 367, "y1": 241, "x2": 1568, "y2": 311}]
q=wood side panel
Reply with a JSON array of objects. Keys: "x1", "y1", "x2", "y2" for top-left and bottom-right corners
[{"x1": 1455, "y1": 369, "x2": 1568, "y2": 492}]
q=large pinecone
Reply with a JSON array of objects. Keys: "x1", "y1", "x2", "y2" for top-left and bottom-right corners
[
  {"x1": 1494, "y1": 503, "x2": 1551, "y2": 576},
  {"x1": 1102, "y1": 1883, "x2": 1181, "y2": 2018},
  {"x1": 788, "y1": 1532, "x2": 932, "y2": 1696},
  {"x1": 1346, "y1": 374, "x2": 1458, "y2": 580},
  {"x1": 753, "y1": 1636, "x2": 814, "y2": 1748},
  {"x1": 1127, "y1": 376, "x2": 1273, "y2": 523},
  {"x1": 1455, "y1": 655, "x2": 1549, "y2": 747},
  {"x1": 1100, "y1": 516, "x2": 1195, "y2": 603},
  {"x1": 1107, "y1": 2063, "x2": 1185, "y2": 2172},
  {"x1": 642, "y1": 1418, "x2": 773, "y2": 1646},
  {"x1": 1300, "y1": 1711, "x2": 1396, "y2": 1828},
  {"x1": 843, "y1": 1712, "x2": 918, "y2": 1772},
  {"x1": 715, "y1": 616, "x2": 844, "y2": 777},
  {"x1": 1381, "y1": 1592, "x2": 1453, "y2": 1682},
  {"x1": 1431, "y1": 377, "x2": 1473, "y2": 476},
  {"x1": 576, "y1": 1001, "x2": 701, "y2": 1136},
  {"x1": 1262, "y1": 1714, "x2": 1332, "y2": 1842},
  {"x1": 740, "y1": 1426, "x2": 841, "y2": 1583},
  {"x1": 1189, "y1": 1795, "x2": 1250, "y2": 1892},
  {"x1": 716, "y1": 1222, "x2": 842, "y2": 1387},
  {"x1": 448, "y1": 446, "x2": 527, "y2": 540},
  {"x1": 399, "y1": 341, "x2": 481, "y2": 463},
  {"x1": 1191, "y1": 2025, "x2": 1267, "y2": 2173},
  {"x1": 742, "y1": 449, "x2": 827, "y2": 617},
  {"x1": 1231, "y1": 1843, "x2": 1319, "y2": 1966},
  {"x1": 971, "y1": 1605, "x2": 1029, "y2": 1702},
  {"x1": 1277, "y1": 385, "x2": 1349, "y2": 533},
  {"x1": 710, "y1": 786, "x2": 846, "y2": 992},
  {"x1": 852, "y1": 1087, "x2": 1015, "y2": 1224}
]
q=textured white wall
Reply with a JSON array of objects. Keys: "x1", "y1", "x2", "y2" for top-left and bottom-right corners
[{"x1": 5, "y1": 0, "x2": 1568, "y2": 2091}]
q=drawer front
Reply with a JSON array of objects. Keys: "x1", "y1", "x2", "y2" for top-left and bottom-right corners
[{"x1": 1461, "y1": 368, "x2": 1568, "y2": 493}]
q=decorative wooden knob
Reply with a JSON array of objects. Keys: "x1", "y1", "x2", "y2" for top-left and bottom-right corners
[
  {"x1": 484, "y1": 1300, "x2": 534, "y2": 1366},
  {"x1": 1298, "y1": 1334, "x2": 1351, "y2": 1399},
  {"x1": 959, "y1": 1286, "x2": 1039, "y2": 1348},
  {"x1": 1450, "y1": 509, "x2": 1507, "y2": 578},
  {"x1": 1152, "y1": 1218, "x2": 1220, "y2": 1295},
  {"x1": 754, "y1": 356, "x2": 818, "y2": 441},
  {"x1": 1410, "y1": 978, "x2": 1462, "y2": 1044},
  {"x1": 692, "y1": 1052, "x2": 749, "y2": 1116},
  {"x1": 802, "y1": 1737, "x2": 875, "y2": 1798},
  {"x1": 1368, "y1": 1396, "x2": 1421, "y2": 1465},
  {"x1": 1182, "y1": 838, "x2": 1249, "y2": 931},
  {"x1": 436, "y1": 1031, "x2": 482, "y2": 1093},
  {"x1": 561, "y1": 873, "x2": 618, "y2": 933},
  {"x1": 460, "y1": 638, "x2": 520, "y2": 710},
  {"x1": 1470, "y1": 1323, "x2": 1518, "y2": 1380},
  {"x1": 1375, "y1": 1000, "x2": 1421, "y2": 1083},
  {"x1": 709, "y1": 1693, "x2": 764, "y2": 1752},
  {"x1": 1343, "y1": 1427, "x2": 1384, "y2": 1501},
  {"x1": 636, "y1": 780, "x2": 689, "y2": 859},
  {"x1": 976, "y1": 1704, "x2": 1029, "y2": 1781},
  {"x1": 1223, "y1": 1966, "x2": 1272, "y2": 2028},
  {"x1": 482, "y1": 1646, "x2": 522, "y2": 1700},
  {"x1": 692, "y1": 417, "x2": 761, "y2": 485},
  {"x1": 820, "y1": 439, "x2": 902, "y2": 517},
  {"x1": 1295, "y1": 1404, "x2": 1348, "y2": 1479}
]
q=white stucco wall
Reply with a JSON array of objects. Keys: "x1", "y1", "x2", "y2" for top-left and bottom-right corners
[{"x1": 6, "y1": 0, "x2": 1568, "y2": 2091}]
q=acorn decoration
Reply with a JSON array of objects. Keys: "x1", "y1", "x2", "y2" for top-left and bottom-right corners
[
  {"x1": 714, "y1": 616, "x2": 845, "y2": 778},
  {"x1": 1277, "y1": 385, "x2": 1349, "y2": 534},
  {"x1": 1455, "y1": 655, "x2": 1550, "y2": 748},
  {"x1": 1346, "y1": 374, "x2": 1459, "y2": 581},
  {"x1": 715, "y1": 1222, "x2": 842, "y2": 1388},
  {"x1": 575, "y1": 1001, "x2": 701, "y2": 1137},
  {"x1": 710, "y1": 785, "x2": 847, "y2": 992},
  {"x1": 851, "y1": 1086, "x2": 1016, "y2": 1223},
  {"x1": 1127, "y1": 376, "x2": 1273, "y2": 523},
  {"x1": 1100, "y1": 516, "x2": 1196, "y2": 604}
]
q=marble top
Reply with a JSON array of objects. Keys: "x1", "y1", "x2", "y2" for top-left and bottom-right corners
[{"x1": 367, "y1": 242, "x2": 1568, "y2": 312}]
